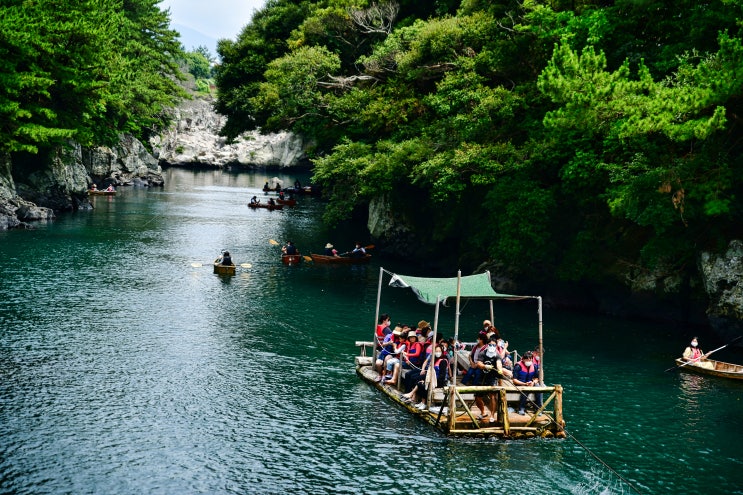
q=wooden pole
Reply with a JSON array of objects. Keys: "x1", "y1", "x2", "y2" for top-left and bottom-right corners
[
  {"x1": 372, "y1": 267, "x2": 384, "y2": 362},
  {"x1": 426, "y1": 294, "x2": 441, "y2": 408},
  {"x1": 537, "y1": 296, "x2": 544, "y2": 384}
]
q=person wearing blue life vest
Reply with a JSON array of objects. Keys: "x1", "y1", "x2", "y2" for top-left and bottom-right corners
[{"x1": 513, "y1": 351, "x2": 542, "y2": 415}]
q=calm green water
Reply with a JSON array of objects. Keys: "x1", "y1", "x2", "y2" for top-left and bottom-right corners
[{"x1": 1, "y1": 168, "x2": 742, "y2": 495}]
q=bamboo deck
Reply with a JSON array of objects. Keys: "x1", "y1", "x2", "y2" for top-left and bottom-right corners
[{"x1": 355, "y1": 342, "x2": 566, "y2": 438}]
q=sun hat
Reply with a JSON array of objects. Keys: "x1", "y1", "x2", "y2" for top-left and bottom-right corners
[
  {"x1": 418, "y1": 320, "x2": 430, "y2": 329},
  {"x1": 325, "y1": 243, "x2": 333, "y2": 248}
]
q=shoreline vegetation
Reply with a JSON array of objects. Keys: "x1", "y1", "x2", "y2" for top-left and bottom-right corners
[{"x1": 3, "y1": 1, "x2": 743, "y2": 337}]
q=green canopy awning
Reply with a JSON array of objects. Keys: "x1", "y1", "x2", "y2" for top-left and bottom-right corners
[{"x1": 388, "y1": 271, "x2": 530, "y2": 306}]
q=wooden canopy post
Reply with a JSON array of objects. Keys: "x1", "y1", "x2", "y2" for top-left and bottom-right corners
[
  {"x1": 426, "y1": 294, "x2": 442, "y2": 408},
  {"x1": 372, "y1": 267, "x2": 384, "y2": 362},
  {"x1": 537, "y1": 296, "x2": 544, "y2": 384}
]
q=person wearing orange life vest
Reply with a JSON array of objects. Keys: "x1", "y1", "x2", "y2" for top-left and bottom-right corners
[
  {"x1": 682, "y1": 337, "x2": 714, "y2": 369},
  {"x1": 513, "y1": 351, "x2": 542, "y2": 416},
  {"x1": 374, "y1": 313, "x2": 391, "y2": 349}
]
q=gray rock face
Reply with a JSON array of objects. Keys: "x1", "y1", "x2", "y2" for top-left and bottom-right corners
[
  {"x1": 149, "y1": 97, "x2": 309, "y2": 168},
  {"x1": 700, "y1": 240, "x2": 743, "y2": 340},
  {"x1": 0, "y1": 134, "x2": 164, "y2": 230}
]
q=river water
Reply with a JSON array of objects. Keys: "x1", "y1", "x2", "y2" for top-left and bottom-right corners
[{"x1": 1, "y1": 168, "x2": 742, "y2": 495}]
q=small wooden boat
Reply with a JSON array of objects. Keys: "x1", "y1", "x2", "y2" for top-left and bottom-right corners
[
  {"x1": 213, "y1": 259, "x2": 236, "y2": 275},
  {"x1": 674, "y1": 358, "x2": 743, "y2": 380},
  {"x1": 282, "y1": 185, "x2": 321, "y2": 196},
  {"x1": 276, "y1": 198, "x2": 297, "y2": 206},
  {"x1": 310, "y1": 253, "x2": 372, "y2": 264},
  {"x1": 88, "y1": 189, "x2": 116, "y2": 196},
  {"x1": 282, "y1": 254, "x2": 302, "y2": 265},
  {"x1": 248, "y1": 202, "x2": 283, "y2": 211},
  {"x1": 355, "y1": 269, "x2": 566, "y2": 439}
]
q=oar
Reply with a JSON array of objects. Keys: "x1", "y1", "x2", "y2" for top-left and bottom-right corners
[
  {"x1": 303, "y1": 255, "x2": 313, "y2": 262},
  {"x1": 340, "y1": 244, "x2": 375, "y2": 256},
  {"x1": 664, "y1": 335, "x2": 742, "y2": 372},
  {"x1": 190, "y1": 262, "x2": 252, "y2": 268},
  {"x1": 269, "y1": 239, "x2": 280, "y2": 246}
]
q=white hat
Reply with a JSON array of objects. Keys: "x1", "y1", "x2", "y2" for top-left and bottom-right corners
[{"x1": 325, "y1": 243, "x2": 333, "y2": 249}]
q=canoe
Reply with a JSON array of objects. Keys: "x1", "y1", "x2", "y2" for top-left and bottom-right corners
[
  {"x1": 281, "y1": 186, "x2": 321, "y2": 196},
  {"x1": 276, "y1": 198, "x2": 297, "y2": 206},
  {"x1": 88, "y1": 190, "x2": 116, "y2": 196},
  {"x1": 355, "y1": 268, "x2": 566, "y2": 439},
  {"x1": 310, "y1": 253, "x2": 372, "y2": 264},
  {"x1": 674, "y1": 358, "x2": 743, "y2": 380},
  {"x1": 248, "y1": 202, "x2": 283, "y2": 210},
  {"x1": 213, "y1": 259, "x2": 236, "y2": 275},
  {"x1": 282, "y1": 254, "x2": 302, "y2": 265}
]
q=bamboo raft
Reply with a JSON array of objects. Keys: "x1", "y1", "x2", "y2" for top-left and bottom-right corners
[
  {"x1": 356, "y1": 343, "x2": 565, "y2": 438},
  {"x1": 357, "y1": 268, "x2": 566, "y2": 439}
]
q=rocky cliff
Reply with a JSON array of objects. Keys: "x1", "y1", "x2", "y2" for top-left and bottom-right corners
[
  {"x1": 149, "y1": 96, "x2": 310, "y2": 169},
  {"x1": 0, "y1": 135, "x2": 164, "y2": 230}
]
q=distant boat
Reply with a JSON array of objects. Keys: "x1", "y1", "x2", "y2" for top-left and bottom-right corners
[
  {"x1": 248, "y1": 202, "x2": 283, "y2": 211},
  {"x1": 213, "y1": 259, "x2": 236, "y2": 275},
  {"x1": 88, "y1": 189, "x2": 116, "y2": 196},
  {"x1": 674, "y1": 358, "x2": 743, "y2": 380},
  {"x1": 276, "y1": 198, "x2": 297, "y2": 206},
  {"x1": 310, "y1": 253, "x2": 372, "y2": 264}
]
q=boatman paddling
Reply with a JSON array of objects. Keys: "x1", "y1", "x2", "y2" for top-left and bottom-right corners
[{"x1": 682, "y1": 337, "x2": 714, "y2": 369}]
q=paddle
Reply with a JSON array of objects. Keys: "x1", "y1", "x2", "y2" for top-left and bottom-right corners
[
  {"x1": 303, "y1": 255, "x2": 313, "y2": 262},
  {"x1": 190, "y1": 262, "x2": 252, "y2": 268},
  {"x1": 269, "y1": 239, "x2": 280, "y2": 246},
  {"x1": 664, "y1": 335, "x2": 742, "y2": 372},
  {"x1": 340, "y1": 244, "x2": 375, "y2": 256}
]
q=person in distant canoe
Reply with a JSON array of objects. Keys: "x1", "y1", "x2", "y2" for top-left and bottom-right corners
[
  {"x1": 323, "y1": 243, "x2": 339, "y2": 257},
  {"x1": 279, "y1": 190, "x2": 285, "y2": 200},
  {"x1": 294, "y1": 179, "x2": 301, "y2": 189},
  {"x1": 683, "y1": 337, "x2": 714, "y2": 369},
  {"x1": 90, "y1": 183, "x2": 98, "y2": 191},
  {"x1": 282, "y1": 240, "x2": 297, "y2": 255},
  {"x1": 105, "y1": 184, "x2": 115, "y2": 192},
  {"x1": 250, "y1": 195, "x2": 260, "y2": 205},
  {"x1": 263, "y1": 181, "x2": 270, "y2": 191},
  {"x1": 350, "y1": 242, "x2": 366, "y2": 258},
  {"x1": 268, "y1": 197, "x2": 276, "y2": 206},
  {"x1": 219, "y1": 251, "x2": 234, "y2": 266}
]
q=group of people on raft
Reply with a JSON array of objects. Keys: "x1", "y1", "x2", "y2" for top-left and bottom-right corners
[{"x1": 373, "y1": 315, "x2": 542, "y2": 417}]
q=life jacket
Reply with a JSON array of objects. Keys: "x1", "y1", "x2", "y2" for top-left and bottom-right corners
[
  {"x1": 375, "y1": 324, "x2": 388, "y2": 345},
  {"x1": 407, "y1": 341, "x2": 425, "y2": 366},
  {"x1": 690, "y1": 347, "x2": 703, "y2": 360},
  {"x1": 518, "y1": 361, "x2": 535, "y2": 374},
  {"x1": 434, "y1": 357, "x2": 449, "y2": 384},
  {"x1": 471, "y1": 344, "x2": 487, "y2": 364}
]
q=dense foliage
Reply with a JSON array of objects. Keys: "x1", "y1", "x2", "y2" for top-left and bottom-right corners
[
  {"x1": 0, "y1": 0, "x2": 186, "y2": 154},
  {"x1": 216, "y1": 0, "x2": 743, "y2": 282}
]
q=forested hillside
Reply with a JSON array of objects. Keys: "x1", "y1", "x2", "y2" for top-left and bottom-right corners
[
  {"x1": 215, "y1": 0, "x2": 743, "y2": 287},
  {"x1": 0, "y1": 0, "x2": 186, "y2": 155}
]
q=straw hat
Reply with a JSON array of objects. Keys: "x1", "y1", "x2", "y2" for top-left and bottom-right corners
[{"x1": 325, "y1": 243, "x2": 333, "y2": 249}]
